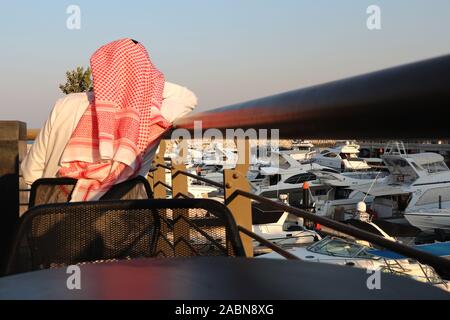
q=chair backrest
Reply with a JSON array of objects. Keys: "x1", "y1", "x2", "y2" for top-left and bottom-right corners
[
  {"x1": 5, "y1": 199, "x2": 245, "y2": 276},
  {"x1": 5, "y1": 200, "x2": 160, "y2": 275},
  {"x1": 28, "y1": 176, "x2": 153, "y2": 208},
  {"x1": 151, "y1": 199, "x2": 246, "y2": 258},
  {"x1": 28, "y1": 178, "x2": 77, "y2": 208}
]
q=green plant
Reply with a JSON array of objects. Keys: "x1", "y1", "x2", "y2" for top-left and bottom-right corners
[{"x1": 59, "y1": 66, "x2": 93, "y2": 94}]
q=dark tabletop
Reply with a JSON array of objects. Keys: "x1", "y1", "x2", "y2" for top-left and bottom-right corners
[{"x1": 0, "y1": 257, "x2": 448, "y2": 300}]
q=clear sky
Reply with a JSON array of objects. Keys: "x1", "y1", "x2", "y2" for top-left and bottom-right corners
[{"x1": 1, "y1": 1, "x2": 450, "y2": 127}]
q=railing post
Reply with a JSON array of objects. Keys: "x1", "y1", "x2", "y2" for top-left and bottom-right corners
[
  {"x1": 171, "y1": 139, "x2": 188, "y2": 199},
  {"x1": 224, "y1": 138, "x2": 253, "y2": 257},
  {"x1": 152, "y1": 140, "x2": 167, "y2": 199},
  {"x1": 171, "y1": 141, "x2": 191, "y2": 256}
]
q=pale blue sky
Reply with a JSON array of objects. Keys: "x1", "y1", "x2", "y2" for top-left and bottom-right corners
[{"x1": 1, "y1": 1, "x2": 450, "y2": 127}]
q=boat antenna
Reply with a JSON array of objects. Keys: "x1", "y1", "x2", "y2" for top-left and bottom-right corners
[{"x1": 362, "y1": 169, "x2": 384, "y2": 203}]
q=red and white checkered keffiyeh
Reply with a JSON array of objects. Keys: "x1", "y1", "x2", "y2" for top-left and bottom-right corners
[{"x1": 58, "y1": 38, "x2": 171, "y2": 201}]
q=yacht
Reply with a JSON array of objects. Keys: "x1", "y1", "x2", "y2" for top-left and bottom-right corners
[
  {"x1": 349, "y1": 144, "x2": 450, "y2": 222},
  {"x1": 285, "y1": 140, "x2": 316, "y2": 161},
  {"x1": 251, "y1": 152, "x2": 331, "y2": 206},
  {"x1": 178, "y1": 143, "x2": 239, "y2": 185},
  {"x1": 258, "y1": 235, "x2": 449, "y2": 290},
  {"x1": 312, "y1": 141, "x2": 381, "y2": 172},
  {"x1": 252, "y1": 151, "x2": 388, "y2": 210},
  {"x1": 312, "y1": 169, "x2": 388, "y2": 219}
]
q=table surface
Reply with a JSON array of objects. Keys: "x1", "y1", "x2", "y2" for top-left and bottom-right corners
[{"x1": 0, "y1": 257, "x2": 448, "y2": 300}]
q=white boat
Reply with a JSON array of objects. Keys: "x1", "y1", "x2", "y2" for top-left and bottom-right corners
[
  {"x1": 404, "y1": 209, "x2": 450, "y2": 232},
  {"x1": 252, "y1": 208, "x2": 320, "y2": 247},
  {"x1": 168, "y1": 143, "x2": 239, "y2": 185},
  {"x1": 312, "y1": 169, "x2": 388, "y2": 188},
  {"x1": 251, "y1": 152, "x2": 331, "y2": 206},
  {"x1": 252, "y1": 151, "x2": 387, "y2": 210},
  {"x1": 312, "y1": 169, "x2": 388, "y2": 218},
  {"x1": 260, "y1": 236, "x2": 385, "y2": 268},
  {"x1": 251, "y1": 151, "x2": 327, "y2": 187},
  {"x1": 311, "y1": 141, "x2": 376, "y2": 172},
  {"x1": 350, "y1": 145, "x2": 450, "y2": 220},
  {"x1": 258, "y1": 235, "x2": 449, "y2": 289},
  {"x1": 283, "y1": 140, "x2": 316, "y2": 161}
]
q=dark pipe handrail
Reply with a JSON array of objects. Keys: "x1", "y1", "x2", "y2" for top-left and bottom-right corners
[
  {"x1": 234, "y1": 189, "x2": 450, "y2": 280},
  {"x1": 154, "y1": 180, "x2": 172, "y2": 191},
  {"x1": 174, "y1": 54, "x2": 450, "y2": 139},
  {"x1": 238, "y1": 226, "x2": 299, "y2": 260},
  {"x1": 157, "y1": 163, "x2": 225, "y2": 189}
]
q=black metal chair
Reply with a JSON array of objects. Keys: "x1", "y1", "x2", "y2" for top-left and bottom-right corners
[
  {"x1": 4, "y1": 200, "x2": 161, "y2": 276},
  {"x1": 4, "y1": 199, "x2": 245, "y2": 276},
  {"x1": 28, "y1": 176, "x2": 153, "y2": 208}
]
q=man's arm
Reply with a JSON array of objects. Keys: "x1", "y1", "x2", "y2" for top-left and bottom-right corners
[
  {"x1": 20, "y1": 99, "x2": 62, "y2": 186},
  {"x1": 161, "y1": 82, "x2": 198, "y2": 123},
  {"x1": 137, "y1": 82, "x2": 197, "y2": 177}
]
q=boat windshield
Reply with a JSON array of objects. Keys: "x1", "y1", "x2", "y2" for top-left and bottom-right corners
[
  {"x1": 276, "y1": 155, "x2": 291, "y2": 170},
  {"x1": 383, "y1": 157, "x2": 419, "y2": 183},
  {"x1": 340, "y1": 153, "x2": 359, "y2": 160},
  {"x1": 422, "y1": 161, "x2": 449, "y2": 174},
  {"x1": 307, "y1": 237, "x2": 376, "y2": 259}
]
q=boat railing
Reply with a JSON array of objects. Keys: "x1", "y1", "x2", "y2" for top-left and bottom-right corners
[
  {"x1": 381, "y1": 258, "x2": 447, "y2": 288},
  {"x1": 417, "y1": 263, "x2": 448, "y2": 288}
]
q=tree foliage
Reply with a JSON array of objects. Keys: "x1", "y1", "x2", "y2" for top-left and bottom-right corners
[{"x1": 59, "y1": 66, "x2": 93, "y2": 94}]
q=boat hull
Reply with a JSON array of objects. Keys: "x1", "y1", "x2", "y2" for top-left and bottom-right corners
[{"x1": 404, "y1": 212, "x2": 450, "y2": 232}]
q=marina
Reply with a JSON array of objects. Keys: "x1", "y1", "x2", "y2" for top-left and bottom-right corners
[
  {"x1": 1, "y1": 2, "x2": 450, "y2": 303},
  {"x1": 158, "y1": 138, "x2": 450, "y2": 290}
]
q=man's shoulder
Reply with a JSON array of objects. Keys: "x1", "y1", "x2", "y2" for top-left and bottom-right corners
[
  {"x1": 53, "y1": 92, "x2": 92, "y2": 114},
  {"x1": 56, "y1": 92, "x2": 92, "y2": 106}
]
